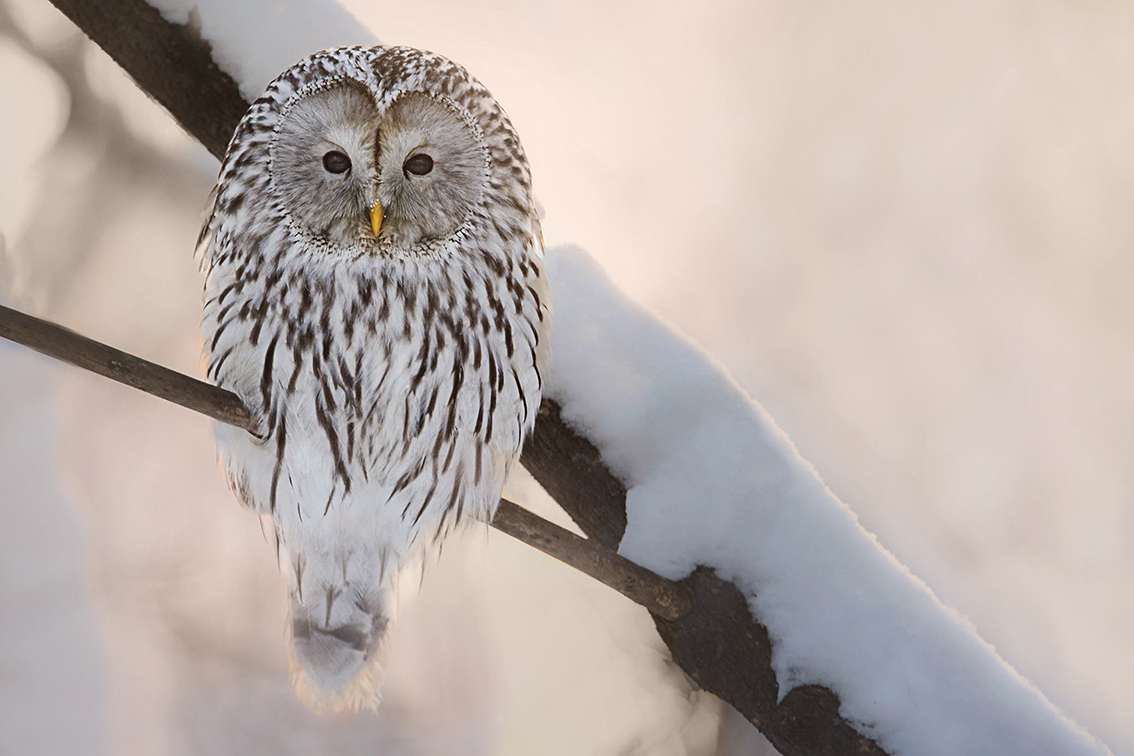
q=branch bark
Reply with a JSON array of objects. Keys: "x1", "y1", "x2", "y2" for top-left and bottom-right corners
[
  {"x1": 37, "y1": 1, "x2": 890, "y2": 752},
  {"x1": 0, "y1": 303, "x2": 253, "y2": 430},
  {"x1": 0, "y1": 303, "x2": 690, "y2": 621}
]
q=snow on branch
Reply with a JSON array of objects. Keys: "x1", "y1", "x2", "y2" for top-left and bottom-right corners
[
  {"x1": 545, "y1": 247, "x2": 1110, "y2": 756},
  {"x1": 38, "y1": 0, "x2": 1113, "y2": 754}
]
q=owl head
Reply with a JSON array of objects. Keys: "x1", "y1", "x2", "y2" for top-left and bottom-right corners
[{"x1": 204, "y1": 45, "x2": 538, "y2": 266}]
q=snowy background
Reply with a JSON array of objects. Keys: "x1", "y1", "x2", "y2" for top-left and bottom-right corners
[{"x1": 1, "y1": 0, "x2": 1133, "y2": 754}]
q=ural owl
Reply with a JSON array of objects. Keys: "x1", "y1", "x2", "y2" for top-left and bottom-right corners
[{"x1": 199, "y1": 46, "x2": 549, "y2": 710}]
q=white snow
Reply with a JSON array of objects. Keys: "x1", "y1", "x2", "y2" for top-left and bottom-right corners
[
  {"x1": 544, "y1": 244, "x2": 1109, "y2": 756},
  {"x1": 147, "y1": 0, "x2": 376, "y2": 101}
]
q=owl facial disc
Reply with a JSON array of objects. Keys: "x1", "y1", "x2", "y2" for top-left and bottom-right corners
[{"x1": 268, "y1": 77, "x2": 487, "y2": 257}]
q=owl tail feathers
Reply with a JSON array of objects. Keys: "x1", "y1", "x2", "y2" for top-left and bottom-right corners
[{"x1": 285, "y1": 590, "x2": 394, "y2": 713}]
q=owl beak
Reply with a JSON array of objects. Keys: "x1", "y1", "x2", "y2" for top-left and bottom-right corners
[{"x1": 370, "y1": 202, "x2": 383, "y2": 237}]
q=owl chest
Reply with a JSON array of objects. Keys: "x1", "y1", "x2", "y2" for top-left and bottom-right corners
[{"x1": 214, "y1": 281, "x2": 523, "y2": 486}]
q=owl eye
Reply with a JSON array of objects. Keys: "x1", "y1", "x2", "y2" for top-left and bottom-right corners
[
  {"x1": 322, "y1": 150, "x2": 351, "y2": 175},
  {"x1": 403, "y1": 153, "x2": 434, "y2": 177}
]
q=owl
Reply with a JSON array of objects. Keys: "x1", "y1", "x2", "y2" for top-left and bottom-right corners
[{"x1": 198, "y1": 46, "x2": 549, "y2": 711}]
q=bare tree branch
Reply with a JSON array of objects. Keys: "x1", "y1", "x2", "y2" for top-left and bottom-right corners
[
  {"x1": 0, "y1": 303, "x2": 253, "y2": 430},
  {"x1": 0, "y1": 302, "x2": 691, "y2": 621},
  {"x1": 491, "y1": 500, "x2": 690, "y2": 619},
  {"x1": 33, "y1": 1, "x2": 891, "y2": 752}
]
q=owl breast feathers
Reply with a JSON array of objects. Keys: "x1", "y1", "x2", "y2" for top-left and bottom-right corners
[{"x1": 198, "y1": 46, "x2": 549, "y2": 711}]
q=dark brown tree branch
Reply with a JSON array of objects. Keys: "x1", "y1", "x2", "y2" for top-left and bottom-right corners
[
  {"x1": 0, "y1": 302, "x2": 691, "y2": 621},
  {"x1": 491, "y1": 500, "x2": 690, "y2": 620},
  {"x1": 35, "y1": 1, "x2": 891, "y2": 752},
  {"x1": 0, "y1": 303, "x2": 254, "y2": 430},
  {"x1": 46, "y1": 0, "x2": 244, "y2": 161},
  {"x1": 521, "y1": 400, "x2": 628, "y2": 550}
]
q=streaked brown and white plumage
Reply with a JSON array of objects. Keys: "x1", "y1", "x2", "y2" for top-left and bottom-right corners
[{"x1": 199, "y1": 46, "x2": 549, "y2": 710}]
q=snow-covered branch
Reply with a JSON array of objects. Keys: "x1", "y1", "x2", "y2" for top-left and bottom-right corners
[{"x1": 44, "y1": 0, "x2": 245, "y2": 161}]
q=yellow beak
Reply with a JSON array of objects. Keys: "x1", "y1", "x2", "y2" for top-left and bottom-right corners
[{"x1": 370, "y1": 202, "x2": 383, "y2": 237}]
